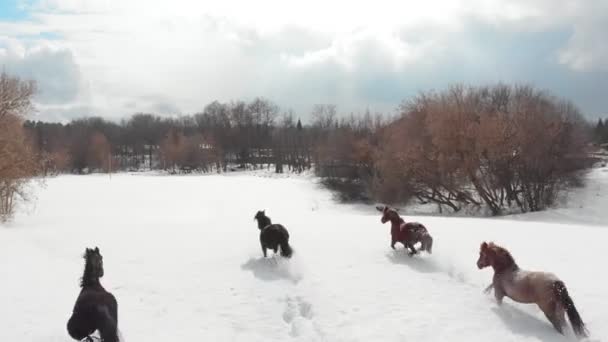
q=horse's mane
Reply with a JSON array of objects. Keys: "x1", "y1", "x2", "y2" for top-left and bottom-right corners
[
  {"x1": 487, "y1": 242, "x2": 519, "y2": 272},
  {"x1": 385, "y1": 208, "x2": 404, "y2": 223},
  {"x1": 80, "y1": 251, "x2": 99, "y2": 288}
]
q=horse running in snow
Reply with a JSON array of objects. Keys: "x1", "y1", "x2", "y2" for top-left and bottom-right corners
[
  {"x1": 67, "y1": 247, "x2": 119, "y2": 342},
  {"x1": 477, "y1": 241, "x2": 588, "y2": 338},
  {"x1": 254, "y1": 210, "x2": 293, "y2": 258},
  {"x1": 376, "y1": 205, "x2": 433, "y2": 256}
]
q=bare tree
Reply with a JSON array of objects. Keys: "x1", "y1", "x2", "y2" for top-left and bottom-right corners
[
  {"x1": 0, "y1": 72, "x2": 38, "y2": 222},
  {"x1": 87, "y1": 132, "x2": 111, "y2": 172}
]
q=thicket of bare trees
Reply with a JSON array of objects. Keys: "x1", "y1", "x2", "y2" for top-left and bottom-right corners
[
  {"x1": 372, "y1": 85, "x2": 591, "y2": 214},
  {"x1": 295, "y1": 85, "x2": 591, "y2": 215},
  {"x1": 311, "y1": 105, "x2": 385, "y2": 201},
  {"x1": 25, "y1": 97, "x2": 314, "y2": 175},
  {"x1": 0, "y1": 72, "x2": 38, "y2": 221}
]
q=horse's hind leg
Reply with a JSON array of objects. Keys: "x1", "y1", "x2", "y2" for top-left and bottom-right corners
[
  {"x1": 544, "y1": 312, "x2": 564, "y2": 334},
  {"x1": 406, "y1": 243, "x2": 418, "y2": 256},
  {"x1": 261, "y1": 243, "x2": 268, "y2": 258},
  {"x1": 67, "y1": 314, "x2": 95, "y2": 341},
  {"x1": 541, "y1": 303, "x2": 565, "y2": 335},
  {"x1": 96, "y1": 306, "x2": 118, "y2": 342}
]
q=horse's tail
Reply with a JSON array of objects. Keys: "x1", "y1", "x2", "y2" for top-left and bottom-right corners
[
  {"x1": 280, "y1": 239, "x2": 293, "y2": 258},
  {"x1": 96, "y1": 306, "x2": 119, "y2": 342},
  {"x1": 273, "y1": 224, "x2": 292, "y2": 258},
  {"x1": 423, "y1": 233, "x2": 433, "y2": 254},
  {"x1": 554, "y1": 281, "x2": 588, "y2": 338}
]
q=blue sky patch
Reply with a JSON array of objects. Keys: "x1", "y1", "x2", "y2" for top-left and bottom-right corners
[{"x1": 0, "y1": 0, "x2": 29, "y2": 21}]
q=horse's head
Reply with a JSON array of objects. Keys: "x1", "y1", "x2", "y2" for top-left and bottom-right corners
[
  {"x1": 376, "y1": 205, "x2": 399, "y2": 224},
  {"x1": 254, "y1": 210, "x2": 265, "y2": 222},
  {"x1": 477, "y1": 242, "x2": 516, "y2": 271},
  {"x1": 254, "y1": 210, "x2": 271, "y2": 230},
  {"x1": 84, "y1": 246, "x2": 104, "y2": 278},
  {"x1": 477, "y1": 242, "x2": 493, "y2": 269}
]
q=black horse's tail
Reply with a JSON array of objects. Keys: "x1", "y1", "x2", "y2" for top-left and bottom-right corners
[
  {"x1": 554, "y1": 281, "x2": 588, "y2": 338},
  {"x1": 280, "y1": 239, "x2": 293, "y2": 258},
  {"x1": 273, "y1": 224, "x2": 292, "y2": 258},
  {"x1": 96, "y1": 306, "x2": 119, "y2": 342}
]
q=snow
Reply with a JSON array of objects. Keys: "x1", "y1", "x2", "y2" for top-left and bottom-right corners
[{"x1": 1, "y1": 167, "x2": 607, "y2": 342}]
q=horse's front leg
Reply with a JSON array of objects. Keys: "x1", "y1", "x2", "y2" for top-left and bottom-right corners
[
  {"x1": 483, "y1": 283, "x2": 493, "y2": 294},
  {"x1": 391, "y1": 238, "x2": 397, "y2": 250},
  {"x1": 494, "y1": 285, "x2": 505, "y2": 305}
]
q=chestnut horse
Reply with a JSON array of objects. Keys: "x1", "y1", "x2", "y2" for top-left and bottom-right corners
[
  {"x1": 376, "y1": 205, "x2": 433, "y2": 256},
  {"x1": 477, "y1": 242, "x2": 588, "y2": 338}
]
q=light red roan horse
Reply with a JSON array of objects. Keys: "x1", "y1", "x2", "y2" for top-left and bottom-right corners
[{"x1": 477, "y1": 242, "x2": 588, "y2": 338}]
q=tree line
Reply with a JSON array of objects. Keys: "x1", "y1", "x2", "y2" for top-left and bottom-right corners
[{"x1": 1, "y1": 70, "x2": 599, "y2": 220}]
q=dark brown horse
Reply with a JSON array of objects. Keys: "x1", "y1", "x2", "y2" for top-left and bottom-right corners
[
  {"x1": 477, "y1": 242, "x2": 588, "y2": 338},
  {"x1": 376, "y1": 205, "x2": 433, "y2": 256}
]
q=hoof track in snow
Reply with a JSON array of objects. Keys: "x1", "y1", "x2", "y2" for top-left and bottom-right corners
[
  {"x1": 240, "y1": 257, "x2": 302, "y2": 283},
  {"x1": 386, "y1": 250, "x2": 442, "y2": 274},
  {"x1": 282, "y1": 296, "x2": 320, "y2": 338},
  {"x1": 282, "y1": 296, "x2": 313, "y2": 323},
  {"x1": 386, "y1": 250, "x2": 469, "y2": 283}
]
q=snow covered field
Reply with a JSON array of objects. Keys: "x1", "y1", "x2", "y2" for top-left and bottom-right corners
[{"x1": 1, "y1": 167, "x2": 607, "y2": 342}]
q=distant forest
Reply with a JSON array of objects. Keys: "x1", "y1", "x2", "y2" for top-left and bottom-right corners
[{"x1": 2, "y1": 70, "x2": 604, "y2": 220}]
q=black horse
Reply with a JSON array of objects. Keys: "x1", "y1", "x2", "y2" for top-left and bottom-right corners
[
  {"x1": 67, "y1": 247, "x2": 119, "y2": 342},
  {"x1": 254, "y1": 210, "x2": 293, "y2": 258}
]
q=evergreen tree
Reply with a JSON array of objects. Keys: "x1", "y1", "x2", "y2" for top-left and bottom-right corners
[{"x1": 594, "y1": 119, "x2": 604, "y2": 143}]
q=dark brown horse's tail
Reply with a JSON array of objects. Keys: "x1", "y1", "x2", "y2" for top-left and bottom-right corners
[
  {"x1": 554, "y1": 281, "x2": 588, "y2": 338},
  {"x1": 422, "y1": 233, "x2": 433, "y2": 254}
]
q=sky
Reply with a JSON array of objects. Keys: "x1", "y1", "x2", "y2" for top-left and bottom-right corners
[{"x1": 0, "y1": 0, "x2": 607, "y2": 123}]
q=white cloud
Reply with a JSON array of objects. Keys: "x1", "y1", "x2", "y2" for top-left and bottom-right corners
[
  {"x1": 282, "y1": 29, "x2": 439, "y2": 73},
  {"x1": 1, "y1": 0, "x2": 606, "y2": 121},
  {"x1": 0, "y1": 37, "x2": 84, "y2": 105},
  {"x1": 557, "y1": 2, "x2": 608, "y2": 71}
]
